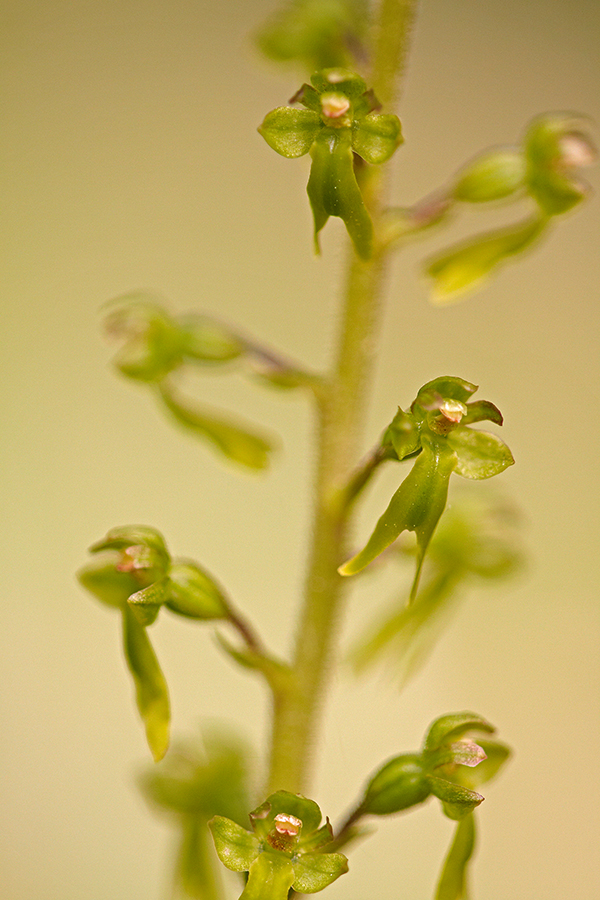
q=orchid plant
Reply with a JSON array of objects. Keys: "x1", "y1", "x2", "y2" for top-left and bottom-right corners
[{"x1": 77, "y1": 1, "x2": 594, "y2": 898}]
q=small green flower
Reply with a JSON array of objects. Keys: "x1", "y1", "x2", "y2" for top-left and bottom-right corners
[
  {"x1": 78, "y1": 525, "x2": 230, "y2": 761},
  {"x1": 359, "y1": 712, "x2": 510, "y2": 821},
  {"x1": 339, "y1": 377, "x2": 514, "y2": 598},
  {"x1": 209, "y1": 791, "x2": 348, "y2": 899},
  {"x1": 259, "y1": 68, "x2": 403, "y2": 259}
]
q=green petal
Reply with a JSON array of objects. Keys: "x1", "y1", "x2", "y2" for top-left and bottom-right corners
[
  {"x1": 258, "y1": 107, "x2": 321, "y2": 158},
  {"x1": 292, "y1": 851, "x2": 349, "y2": 893},
  {"x1": 352, "y1": 113, "x2": 403, "y2": 164},
  {"x1": 241, "y1": 852, "x2": 295, "y2": 900},
  {"x1": 90, "y1": 525, "x2": 169, "y2": 562},
  {"x1": 462, "y1": 399, "x2": 503, "y2": 426},
  {"x1": 426, "y1": 216, "x2": 547, "y2": 303},
  {"x1": 122, "y1": 605, "x2": 170, "y2": 761},
  {"x1": 428, "y1": 776, "x2": 484, "y2": 820},
  {"x1": 127, "y1": 576, "x2": 170, "y2": 626},
  {"x1": 208, "y1": 816, "x2": 260, "y2": 873},
  {"x1": 424, "y1": 713, "x2": 495, "y2": 753},
  {"x1": 382, "y1": 407, "x2": 421, "y2": 460},
  {"x1": 448, "y1": 428, "x2": 514, "y2": 479},
  {"x1": 435, "y1": 815, "x2": 476, "y2": 900},
  {"x1": 77, "y1": 551, "x2": 141, "y2": 609},
  {"x1": 414, "y1": 377, "x2": 478, "y2": 409},
  {"x1": 158, "y1": 383, "x2": 273, "y2": 470}
]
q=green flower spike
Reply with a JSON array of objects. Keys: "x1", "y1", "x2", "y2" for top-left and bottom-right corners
[
  {"x1": 209, "y1": 791, "x2": 348, "y2": 899},
  {"x1": 259, "y1": 68, "x2": 403, "y2": 259},
  {"x1": 339, "y1": 377, "x2": 514, "y2": 600},
  {"x1": 78, "y1": 525, "x2": 231, "y2": 761}
]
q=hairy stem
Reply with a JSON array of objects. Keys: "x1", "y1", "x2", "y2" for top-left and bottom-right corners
[{"x1": 266, "y1": 0, "x2": 418, "y2": 795}]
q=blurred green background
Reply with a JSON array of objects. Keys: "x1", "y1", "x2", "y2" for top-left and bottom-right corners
[{"x1": 1, "y1": 1, "x2": 599, "y2": 898}]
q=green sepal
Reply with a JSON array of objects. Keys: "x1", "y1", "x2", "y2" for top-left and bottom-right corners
[
  {"x1": 89, "y1": 525, "x2": 170, "y2": 565},
  {"x1": 423, "y1": 713, "x2": 495, "y2": 754},
  {"x1": 258, "y1": 107, "x2": 322, "y2": 158},
  {"x1": 361, "y1": 753, "x2": 431, "y2": 816},
  {"x1": 382, "y1": 407, "x2": 421, "y2": 461},
  {"x1": 77, "y1": 551, "x2": 142, "y2": 609},
  {"x1": 448, "y1": 427, "x2": 514, "y2": 479},
  {"x1": 127, "y1": 576, "x2": 170, "y2": 626},
  {"x1": 166, "y1": 562, "x2": 228, "y2": 620},
  {"x1": 292, "y1": 851, "x2": 349, "y2": 893},
  {"x1": 426, "y1": 216, "x2": 547, "y2": 303},
  {"x1": 158, "y1": 383, "x2": 273, "y2": 470},
  {"x1": 435, "y1": 814, "x2": 476, "y2": 900},
  {"x1": 453, "y1": 148, "x2": 526, "y2": 202},
  {"x1": 462, "y1": 399, "x2": 503, "y2": 426},
  {"x1": 297, "y1": 820, "x2": 334, "y2": 852},
  {"x1": 310, "y1": 67, "x2": 367, "y2": 99},
  {"x1": 352, "y1": 113, "x2": 403, "y2": 164},
  {"x1": 104, "y1": 297, "x2": 184, "y2": 382},
  {"x1": 177, "y1": 314, "x2": 244, "y2": 364},
  {"x1": 427, "y1": 776, "x2": 484, "y2": 820},
  {"x1": 339, "y1": 435, "x2": 457, "y2": 599},
  {"x1": 208, "y1": 816, "x2": 260, "y2": 872},
  {"x1": 242, "y1": 852, "x2": 295, "y2": 900},
  {"x1": 250, "y1": 791, "x2": 323, "y2": 839},
  {"x1": 414, "y1": 377, "x2": 478, "y2": 409},
  {"x1": 122, "y1": 605, "x2": 170, "y2": 761},
  {"x1": 307, "y1": 127, "x2": 373, "y2": 259}
]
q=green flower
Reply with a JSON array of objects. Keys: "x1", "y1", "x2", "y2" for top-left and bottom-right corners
[
  {"x1": 209, "y1": 791, "x2": 348, "y2": 898},
  {"x1": 78, "y1": 525, "x2": 229, "y2": 761},
  {"x1": 339, "y1": 377, "x2": 514, "y2": 599},
  {"x1": 360, "y1": 712, "x2": 510, "y2": 821},
  {"x1": 259, "y1": 68, "x2": 403, "y2": 259}
]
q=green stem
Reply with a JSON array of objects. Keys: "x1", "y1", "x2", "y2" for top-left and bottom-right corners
[{"x1": 266, "y1": 0, "x2": 418, "y2": 795}]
